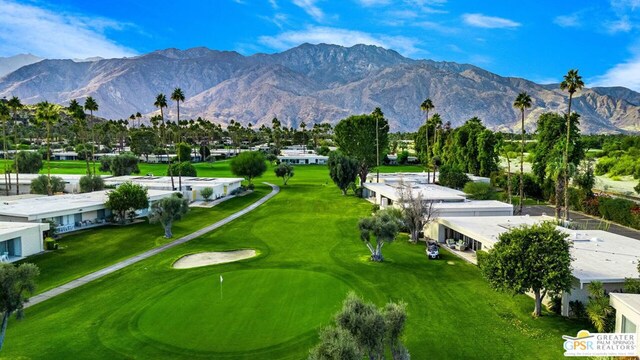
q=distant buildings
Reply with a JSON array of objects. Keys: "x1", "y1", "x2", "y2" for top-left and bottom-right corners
[
  {"x1": 277, "y1": 150, "x2": 328, "y2": 165},
  {"x1": 104, "y1": 176, "x2": 243, "y2": 201}
]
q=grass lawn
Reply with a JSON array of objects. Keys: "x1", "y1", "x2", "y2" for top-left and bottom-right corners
[
  {"x1": 21, "y1": 185, "x2": 269, "y2": 294},
  {"x1": 0, "y1": 162, "x2": 587, "y2": 359}
]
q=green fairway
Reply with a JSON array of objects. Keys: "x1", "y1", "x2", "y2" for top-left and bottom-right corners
[
  {"x1": 137, "y1": 269, "x2": 349, "y2": 353},
  {"x1": 0, "y1": 163, "x2": 587, "y2": 359}
]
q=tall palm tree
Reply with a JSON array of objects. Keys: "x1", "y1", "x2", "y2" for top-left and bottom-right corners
[
  {"x1": 35, "y1": 101, "x2": 60, "y2": 196},
  {"x1": 68, "y1": 99, "x2": 90, "y2": 175},
  {"x1": 0, "y1": 102, "x2": 9, "y2": 195},
  {"x1": 171, "y1": 88, "x2": 185, "y2": 190},
  {"x1": 84, "y1": 97, "x2": 99, "y2": 175},
  {"x1": 154, "y1": 93, "x2": 172, "y2": 188},
  {"x1": 7, "y1": 96, "x2": 23, "y2": 194},
  {"x1": 560, "y1": 70, "x2": 584, "y2": 222},
  {"x1": 420, "y1": 98, "x2": 434, "y2": 183},
  {"x1": 513, "y1": 92, "x2": 532, "y2": 215}
]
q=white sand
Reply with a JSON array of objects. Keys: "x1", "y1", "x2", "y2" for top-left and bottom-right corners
[{"x1": 172, "y1": 250, "x2": 257, "y2": 269}]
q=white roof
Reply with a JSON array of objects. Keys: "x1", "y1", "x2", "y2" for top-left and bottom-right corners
[
  {"x1": 432, "y1": 200, "x2": 513, "y2": 210},
  {"x1": 610, "y1": 293, "x2": 640, "y2": 315},
  {"x1": 0, "y1": 173, "x2": 113, "y2": 184},
  {"x1": 436, "y1": 215, "x2": 640, "y2": 285},
  {"x1": 364, "y1": 182, "x2": 466, "y2": 202},
  {"x1": 105, "y1": 176, "x2": 243, "y2": 187},
  {"x1": 367, "y1": 172, "x2": 490, "y2": 185},
  {"x1": 0, "y1": 221, "x2": 49, "y2": 236},
  {"x1": 0, "y1": 189, "x2": 175, "y2": 220}
]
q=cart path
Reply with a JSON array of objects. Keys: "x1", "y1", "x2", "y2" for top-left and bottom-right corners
[{"x1": 26, "y1": 183, "x2": 279, "y2": 308}]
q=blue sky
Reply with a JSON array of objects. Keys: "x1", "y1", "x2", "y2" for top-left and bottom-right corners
[{"x1": 2, "y1": 0, "x2": 640, "y2": 90}]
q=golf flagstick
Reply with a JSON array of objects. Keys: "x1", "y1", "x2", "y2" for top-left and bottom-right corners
[{"x1": 220, "y1": 274, "x2": 223, "y2": 299}]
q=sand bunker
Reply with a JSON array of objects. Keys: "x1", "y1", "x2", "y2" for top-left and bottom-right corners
[{"x1": 173, "y1": 250, "x2": 257, "y2": 269}]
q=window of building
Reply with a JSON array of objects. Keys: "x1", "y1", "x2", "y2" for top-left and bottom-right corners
[{"x1": 622, "y1": 315, "x2": 637, "y2": 333}]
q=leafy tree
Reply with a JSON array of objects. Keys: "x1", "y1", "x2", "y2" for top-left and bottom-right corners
[
  {"x1": 12, "y1": 151, "x2": 42, "y2": 174},
  {"x1": 130, "y1": 130, "x2": 158, "y2": 162},
  {"x1": 105, "y1": 182, "x2": 149, "y2": 223},
  {"x1": 0, "y1": 263, "x2": 39, "y2": 350},
  {"x1": 148, "y1": 193, "x2": 189, "y2": 238},
  {"x1": 274, "y1": 163, "x2": 294, "y2": 185},
  {"x1": 560, "y1": 69, "x2": 584, "y2": 221},
  {"x1": 334, "y1": 112, "x2": 389, "y2": 186},
  {"x1": 328, "y1": 151, "x2": 359, "y2": 195},
  {"x1": 514, "y1": 92, "x2": 532, "y2": 215},
  {"x1": 396, "y1": 150, "x2": 409, "y2": 165},
  {"x1": 463, "y1": 181, "x2": 494, "y2": 200},
  {"x1": 100, "y1": 153, "x2": 140, "y2": 176},
  {"x1": 437, "y1": 164, "x2": 469, "y2": 189},
  {"x1": 176, "y1": 142, "x2": 191, "y2": 162},
  {"x1": 79, "y1": 174, "x2": 105, "y2": 193},
  {"x1": 358, "y1": 208, "x2": 402, "y2": 262},
  {"x1": 384, "y1": 301, "x2": 410, "y2": 360},
  {"x1": 35, "y1": 101, "x2": 60, "y2": 195},
  {"x1": 230, "y1": 151, "x2": 267, "y2": 185},
  {"x1": 480, "y1": 223, "x2": 573, "y2": 317},
  {"x1": 586, "y1": 281, "x2": 615, "y2": 333},
  {"x1": 439, "y1": 118, "x2": 499, "y2": 177},
  {"x1": 308, "y1": 327, "x2": 362, "y2": 360},
  {"x1": 31, "y1": 175, "x2": 64, "y2": 195},
  {"x1": 200, "y1": 187, "x2": 213, "y2": 201},
  {"x1": 168, "y1": 162, "x2": 197, "y2": 177}
]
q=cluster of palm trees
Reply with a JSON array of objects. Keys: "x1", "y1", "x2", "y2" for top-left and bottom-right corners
[{"x1": 420, "y1": 69, "x2": 584, "y2": 221}]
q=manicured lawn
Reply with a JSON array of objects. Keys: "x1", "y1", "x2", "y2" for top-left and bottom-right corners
[
  {"x1": 0, "y1": 163, "x2": 586, "y2": 359},
  {"x1": 21, "y1": 186, "x2": 268, "y2": 294}
]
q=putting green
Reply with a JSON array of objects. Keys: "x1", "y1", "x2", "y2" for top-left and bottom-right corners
[{"x1": 135, "y1": 269, "x2": 350, "y2": 353}]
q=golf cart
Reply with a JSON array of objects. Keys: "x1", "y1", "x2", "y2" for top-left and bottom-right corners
[{"x1": 426, "y1": 240, "x2": 440, "y2": 260}]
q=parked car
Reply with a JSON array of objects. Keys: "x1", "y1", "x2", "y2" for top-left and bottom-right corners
[{"x1": 426, "y1": 241, "x2": 440, "y2": 260}]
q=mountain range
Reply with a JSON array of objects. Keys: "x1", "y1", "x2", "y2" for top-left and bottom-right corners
[{"x1": 1, "y1": 43, "x2": 639, "y2": 134}]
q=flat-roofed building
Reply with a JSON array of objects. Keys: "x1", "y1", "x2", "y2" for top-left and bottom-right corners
[
  {"x1": 104, "y1": 176, "x2": 243, "y2": 201},
  {"x1": 0, "y1": 174, "x2": 114, "y2": 195},
  {"x1": 426, "y1": 215, "x2": 640, "y2": 316},
  {"x1": 0, "y1": 221, "x2": 50, "y2": 262},
  {"x1": 610, "y1": 293, "x2": 640, "y2": 339},
  {"x1": 278, "y1": 150, "x2": 328, "y2": 165},
  {"x1": 0, "y1": 189, "x2": 175, "y2": 234}
]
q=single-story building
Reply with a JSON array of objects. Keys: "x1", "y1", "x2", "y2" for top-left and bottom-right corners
[
  {"x1": 362, "y1": 182, "x2": 513, "y2": 217},
  {"x1": 426, "y1": 215, "x2": 640, "y2": 316},
  {"x1": 52, "y1": 151, "x2": 79, "y2": 161},
  {"x1": 366, "y1": 172, "x2": 491, "y2": 185},
  {"x1": 0, "y1": 221, "x2": 50, "y2": 262},
  {"x1": 0, "y1": 189, "x2": 176, "y2": 234},
  {"x1": 610, "y1": 293, "x2": 639, "y2": 337},
  {"x1": 0, "y1": 174, "x2": 114, "y2": 195},
  {"x1": 278, "y1": 151, "x2": 328, "y2": 165},
  {"x1": 104, "y1": 176, "x2": 243, "y2": 201}
]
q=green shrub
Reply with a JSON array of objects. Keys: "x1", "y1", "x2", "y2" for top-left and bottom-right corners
[
  {"x1": 569, "y1": 300, "x2": 586, "y2": 319},
  {"x1": 31, "y1": 175, "x2": 65, "y2": 195},
  {"x1": 44, "y1": 237, "x2": 58, "y2": 251},
  {"x1": 598, "y1": 197, "x2": 637, "y2": 228},
  {"x1": 438, "y1": 164, "x2": 469, "y2": 189},
  {"x1": 463, "y1": 182, "x2": 494, "y2": 200},
  {"x1": 548, "y1": 296, "x2": 562, "y2": 315},
  {"x1": 397, "y1": 151, "x2": 409, "y2": 165},
  {"x1": 168, "y1": 162, "x2": 197, "y2": 177},
  {"x1": 200, "y1": 187, "x2": 214, "y2": 201}
]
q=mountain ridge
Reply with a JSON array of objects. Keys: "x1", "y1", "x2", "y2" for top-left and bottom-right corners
[{"x1": 0, "y1": 43, "x2": 638, "y2": 134}]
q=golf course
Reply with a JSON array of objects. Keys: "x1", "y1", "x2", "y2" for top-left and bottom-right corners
[{"x1": 0, "y1": 161, "x2": 586, "y2": 359}]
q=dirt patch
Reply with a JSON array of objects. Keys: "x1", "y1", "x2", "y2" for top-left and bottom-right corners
[{"x1": 173, "y1": 250, "x2": 257, "y2": 269}]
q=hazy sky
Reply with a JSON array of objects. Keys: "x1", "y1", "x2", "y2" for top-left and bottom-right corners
[{"x1": 2, "y1": 0, "x2": 640, "y2": 90}]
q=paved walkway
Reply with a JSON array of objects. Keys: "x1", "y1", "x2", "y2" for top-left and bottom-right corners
[
  {"x1": 26, "y1": 183, "x2": 279, "y2": 308},
  {"x1": 523, "y1": 205, "x2": 640, "y2": 240}
]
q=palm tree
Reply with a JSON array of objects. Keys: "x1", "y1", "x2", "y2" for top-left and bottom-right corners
[
  {"x1": 35, "y1": 101, "x2": 60, "y2": 196},
  {"x1": 68, "y1": 99, "x2": 90, "y2": 175},
  {"x1": 84, "y1": 97, "x2": 99, "y2": 175},
  {"x1": 154, "y1": 93, "x2": 171, "y2": 188},
  {"x1": 7, "y1": 96, "x2": 23, "y2": 194},
  {"x1": 420, "y1": 98, "x2": 434, "y2": 183},
  {"x1": 560, "y1": 70, "x2": 584, "y2": 222},
  {"x1": 0, "y1": 102, "x2": 9, "y2": 195},
  {"x1": 513, "y1": 92, "x2": 532, "y2": 215},
  {"x1": 171, "y1": 88, "x2": 185, "y2": 190}
]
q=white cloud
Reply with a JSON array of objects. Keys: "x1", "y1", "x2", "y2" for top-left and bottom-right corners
[
  {"x1": 606, "y1": 16, "x2": 633, "y2": 33},
  {"x1": 268, "y1": 0, "x2": 279, "y2": 9},
  {"x1": 259, "y1": 26, "x2": 422, "y2": 56},
  {"x1": 292, "y1": 0, "x2": 325, "y2": 22},
  {"x1": 462, "y1": 13, "x2": 521, "y2": 29},
  {"x1": 591, "y1": 55, "x2": 640, "y2": 91},
  {"x1": 0, "y1": 0, "x2": 136, "y2": 59},
  {"x1": 414, "y1": 21, "x2": 455, "y2": 33},
  {"x1": 356, "y1": 0, "x2": 391, "y2": 6},
  {"x1": 554, "y1": 14, "x2": 581, "y2": 28}
]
